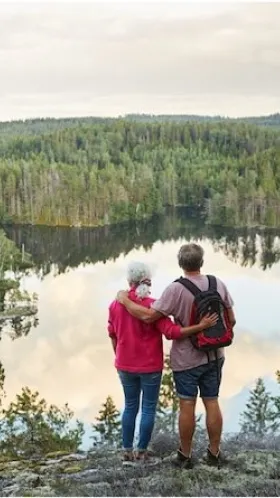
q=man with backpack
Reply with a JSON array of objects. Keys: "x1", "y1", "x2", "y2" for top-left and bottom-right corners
[{"x1": 116, "y1": 243, "x2": 236, "y2": 469}]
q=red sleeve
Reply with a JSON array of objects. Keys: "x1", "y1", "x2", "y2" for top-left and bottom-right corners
[
  {"x1": 155, "y1": 316, "x2": 181, "y2": 340},
  {"x1": 108, "y1": 302, "x2": 116, "y2": 338}
]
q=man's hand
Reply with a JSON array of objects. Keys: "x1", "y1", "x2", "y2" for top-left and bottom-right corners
[
  {"x1": 199, "y1": 313, "x2": 218, "y2": 330},
  {"x1": 115, "y1": 290, "x2": 161, "y2": 323},
  {"x1": 116, "y1": 290, "x2": 129, "y2": 304}
]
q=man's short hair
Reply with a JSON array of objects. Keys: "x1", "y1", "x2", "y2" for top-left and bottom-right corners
[{"x1": 177, "y1": 243, "x2": 204, "y2": 272}]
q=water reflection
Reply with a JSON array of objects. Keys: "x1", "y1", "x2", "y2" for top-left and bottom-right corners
[
  {"x1": 4, "y1": 208, "x2": 280, "y2": 275},
  {"x1": 1, "y1": 209, "x2": 280, "y2": 441}
]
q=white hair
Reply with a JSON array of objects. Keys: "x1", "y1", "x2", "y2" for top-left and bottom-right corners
[{"x1": 127, "y1": 261, "x2": 152, "y2": 299}]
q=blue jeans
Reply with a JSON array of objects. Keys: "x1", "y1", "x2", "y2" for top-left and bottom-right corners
[{"x1": 118, "y1": 370, "x2": 162, "y2": 451}]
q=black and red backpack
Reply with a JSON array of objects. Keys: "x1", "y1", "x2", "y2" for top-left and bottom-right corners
[{"x1": 174, "y1": 275, "x2": 233, "y2": 352}]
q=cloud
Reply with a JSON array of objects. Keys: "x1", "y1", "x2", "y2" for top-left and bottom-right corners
[{"x1": 0, "y1": 2, "x2": 279, "y2": 119}]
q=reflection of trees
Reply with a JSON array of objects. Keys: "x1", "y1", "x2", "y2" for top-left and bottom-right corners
[
  {"x1": 210, "y1": 231, "x2": 280, "y2": 271},
  {"x1": 0, "y1": 230, "x2": 38, "y2": 341},
  {"x1": 211, "y1": 233, "x2": 259, "y2": 269},
  {"x1": 0, "y1": 230, "x2": 39, "y2": 398},
  {"x1": 4, "y1": 208, "x2": 280, "y2": 276}
]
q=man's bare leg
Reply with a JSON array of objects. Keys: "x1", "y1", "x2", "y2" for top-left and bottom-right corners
[
  {"x1": 203, "y1": 398, "x2": 223, "y2": 455},
  {"x1": 178, "y1": 398, "x2": 197, "y2": 457}
]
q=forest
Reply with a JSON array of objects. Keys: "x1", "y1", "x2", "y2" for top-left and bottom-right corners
[
  {"x1": 0, "y1": 117, "x2": 280, "y2": 227},
  {"x1": 1, "y1": 113, "x2": 280, "y2": 137}
]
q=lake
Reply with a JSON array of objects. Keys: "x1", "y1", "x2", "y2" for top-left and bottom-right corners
[{"x1": 2, "y1": 208, "x2": 280, "y2": 447}]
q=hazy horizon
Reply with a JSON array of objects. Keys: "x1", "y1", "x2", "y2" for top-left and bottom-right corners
[
  {"x1": 1, "y1": 110, "x2": 279, "y2": 125},
  {"x1": 1, "y1": 1, "x2": 280, "y2": 121}
]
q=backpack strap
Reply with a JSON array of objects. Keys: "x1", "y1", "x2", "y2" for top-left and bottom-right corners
[
  {"x1": 174, "y1": 277, "x2": 201, "y2": 297},
  {"x1": 207, "y1": 275, "x2": 217, "y2": 291}
]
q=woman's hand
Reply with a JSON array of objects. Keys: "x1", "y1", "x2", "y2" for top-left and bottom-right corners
[{"x1": 199, "y1": 313, "x2": 218, "y2": 330}]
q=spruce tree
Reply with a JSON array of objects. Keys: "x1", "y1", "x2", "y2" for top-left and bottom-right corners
[
  {"x1": 240, "y1": 378, "x2": 278, "y2": 436},
  {"x1": 92, "y1": 395, "x2": 121, "y2": 447},
  {"x1": 272, "y1": 370, "x2": 280, "y2": 428},
  {"x1": 157, "y1": 356, "x2": 179, "y2": 433},
  {"x1": 156, "y1": 356, "x2": 204, "y2": 436}
]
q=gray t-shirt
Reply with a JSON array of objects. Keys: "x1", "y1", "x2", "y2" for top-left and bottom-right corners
[{"x1": 152, "y1": 274, "x2": 234, "y2": 371}]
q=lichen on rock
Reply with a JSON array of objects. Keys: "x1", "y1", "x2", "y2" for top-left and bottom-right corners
[{"x1": 0, "y1": 445, "x2": 279, "y2": 497}]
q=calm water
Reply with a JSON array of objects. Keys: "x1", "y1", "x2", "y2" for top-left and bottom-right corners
[{"x1": 2, "y1": 209, "x2": 280, "y2": 446}]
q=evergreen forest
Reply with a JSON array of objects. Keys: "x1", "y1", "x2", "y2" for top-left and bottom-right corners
[{"x1": 0, "y1": 115, "x2": 280, "y2": 227}]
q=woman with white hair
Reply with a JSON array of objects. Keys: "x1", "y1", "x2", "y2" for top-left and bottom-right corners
[{"x1": 108, "y1": 261, "x2": 217, "y2": 465}]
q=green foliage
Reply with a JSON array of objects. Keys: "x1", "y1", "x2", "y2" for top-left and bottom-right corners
[
  {"x1": 240, "y1": 378, "x2": 280, "y2": 436},
  {"x1": 157, "y1": 356, "x2": 179, "y2": 433},
  {"x1": 0, "y1": 229, "x2": 38, "y2": 340},
  {"x1": 92, "y1": 395, "x2": 121, "y2": 448},
  {"x1": 0, "y1": 113, "x2": 279, "y2": 137},
  {"x1": 271, "y1": 371, "x2": 280, "y2": 425},
  {"x1": 0, "y1": 387, "x2": 84, "y2": 458},
  {"x1": 0, "y1": 362, "x2": 6, "y2": 408},
  {"x1": 0, "y1": 119, "x2": 279, "y2": 227},
  {"x1": 0, "y1": 229, "x2": 33, "y2": 277},
  {"x1": 156, "y1": 356, "x2": 204, "y2": 435}
]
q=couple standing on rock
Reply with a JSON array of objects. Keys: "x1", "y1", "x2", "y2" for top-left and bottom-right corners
[{"x1": 108, "y1": 243, "x2": 236, "y2": 468}]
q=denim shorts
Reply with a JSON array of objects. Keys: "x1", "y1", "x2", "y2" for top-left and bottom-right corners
[{"x1": 173, "y1": 357, "x2": 225, "y2": 400}]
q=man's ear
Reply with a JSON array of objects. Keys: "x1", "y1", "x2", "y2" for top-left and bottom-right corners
[{"x1": 200, "y1": 259, "x2": 204, "y2": 268}]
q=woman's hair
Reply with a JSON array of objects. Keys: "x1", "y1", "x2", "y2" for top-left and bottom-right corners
[{"x1": 127, "y1": 261, "x2": 152, "y2": 299}]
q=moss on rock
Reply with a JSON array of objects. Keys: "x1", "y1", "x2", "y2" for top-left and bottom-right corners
[
  {"x1": 45, "y1": 451, "x2": 70, "y2": 459},
  {"x1": 60, "y1": 464, "x2": 87, "y2": 474}
]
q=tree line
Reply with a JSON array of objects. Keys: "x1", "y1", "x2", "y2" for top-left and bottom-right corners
[
  {"x1": 1, "y1": 113, "x2": 279, "y2": 137},
  {"x1": 0, "y1": 119, "x2": 279, "y2": 227}
]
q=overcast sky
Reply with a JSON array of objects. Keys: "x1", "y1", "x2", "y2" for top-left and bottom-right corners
[{"x1": 0, "y1": 1, "x2": 279, "y2": 120}]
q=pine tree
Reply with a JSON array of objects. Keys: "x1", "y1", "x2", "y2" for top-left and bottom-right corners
[
  {"x1": 240, "y1": 378, "x2": 279, "y2": 436},
  {"x1": 272, "y1": 370, "x2": 280, "y2": 428},
  {"x1": 92, "y1": 395, "x2": 121, "y2": 447},
  {"x1": 157, "y1": 356, "x2": 179, "y2": 433},
  {"x1": 0, "y1": 361, "x2": 5, "y2": 408},
  {"x1": 0, "y1": 387, "x2": 84, "y2": 458}
]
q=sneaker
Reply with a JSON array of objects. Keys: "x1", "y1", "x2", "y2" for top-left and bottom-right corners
[
  {"x1": 134, "y1": 450, "x2": 158, "y2": 466},
  {"x1": 172, "y1": 449, "x2": 194, "y2": 470},
  {"x1": 206, "y1": 447, "x2": 229, "y2": 468},
  {"x1": 122, "y1": 451, "x2": 136, "y2": 467}
]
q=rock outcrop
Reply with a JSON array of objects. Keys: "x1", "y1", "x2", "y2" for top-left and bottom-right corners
[{"x1": 0, "y1": 448, "x2": 279, "y2": 496}]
